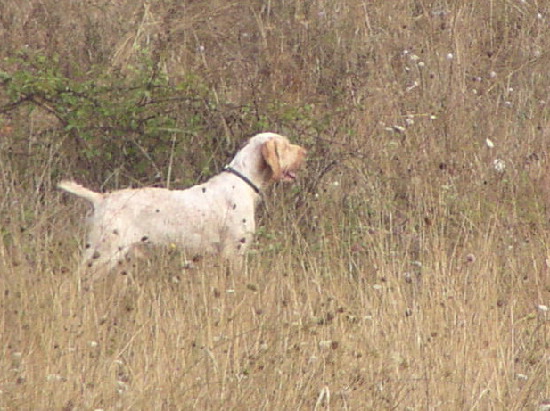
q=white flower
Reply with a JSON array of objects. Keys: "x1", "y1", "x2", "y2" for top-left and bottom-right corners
[
  {"x1": 406, "y1": 81, "x2": 419, "y2": 92},
  {"x1": 318, "y1": 340, "x2": 333, "y2": 349},
  {"x1": 493, "y1": 159, "x2": 506, "y2": 172},
  {"x1": 486, "y1": 138, "x2": 495, "y2": 148},
  {"x1": 392, "y1": 125, "x2": 406, "y2": 133},
  {"x1": 46, "y1": 374, "x2": 65, "y2": 382},
  {"x1": 117, "y1": 380, "x2": 129, "y2": 394},
  {"x1": 516, "y1": 373, "x2": 528, "y2": 381}
]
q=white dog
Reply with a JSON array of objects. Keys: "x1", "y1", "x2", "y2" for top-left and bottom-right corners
[{"x1": 59, "y1": 133, "x2": 306, "y2": 279}]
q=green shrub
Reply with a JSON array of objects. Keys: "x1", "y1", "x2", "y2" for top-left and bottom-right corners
[{"x1": 1, "y1": 50, "x2": 218, "y2": 183}]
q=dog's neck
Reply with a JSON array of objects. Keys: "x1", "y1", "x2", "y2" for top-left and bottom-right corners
[
  {"x1": 227, "y1": 136, "x2": 273, "y2": 191},
  {"x1": 223, "y1": 166, "x2": 261, "y2": 195}
]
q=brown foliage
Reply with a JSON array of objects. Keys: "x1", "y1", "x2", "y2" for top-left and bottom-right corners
[{"x1": 1, "y1": 0, "x2": 549, "y2": 409}]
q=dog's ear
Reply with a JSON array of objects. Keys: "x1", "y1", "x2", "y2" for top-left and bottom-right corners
[{"x1": 261, "y1": 139, "x2": 283, "y2": 181}]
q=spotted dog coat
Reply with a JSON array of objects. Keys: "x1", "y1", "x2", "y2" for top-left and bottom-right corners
[{"x1": 59, "y1": 133, "x2": 307, "y2": 280}]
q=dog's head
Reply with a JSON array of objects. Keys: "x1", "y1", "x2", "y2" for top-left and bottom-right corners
[
  {"x1": 259, "y1": 134, "x2": 307, "y2": 183},
  {"x1": 228, "y1": 132, "x2": 307, "y2": 188}
]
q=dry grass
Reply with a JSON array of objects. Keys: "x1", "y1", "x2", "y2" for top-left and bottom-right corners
[{"x1": 1, "y1": 0, "x2": 550, "y2": 409}]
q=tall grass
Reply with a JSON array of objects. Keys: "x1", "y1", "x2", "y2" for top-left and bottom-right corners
[{"x1": 1, "y1": 0, "x2": 549, "y2": 409}]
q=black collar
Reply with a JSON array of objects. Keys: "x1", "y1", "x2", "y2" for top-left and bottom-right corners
[{"x1": 223, "y1": 166, "x2": 261, "y2": 195}]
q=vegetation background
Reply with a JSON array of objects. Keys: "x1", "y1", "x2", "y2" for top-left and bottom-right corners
[{"x1": 1, "y1": 0, "x2": 549, "y2": 409}]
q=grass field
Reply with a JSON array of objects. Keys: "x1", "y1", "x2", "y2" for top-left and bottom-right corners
[{"x1": 1, "y1": 1, "x2": 549, "y2": 409}]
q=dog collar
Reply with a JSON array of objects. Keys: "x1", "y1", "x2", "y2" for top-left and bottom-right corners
[{"x1": 223, "y1": 166, "x2": 261, "y2": 195}]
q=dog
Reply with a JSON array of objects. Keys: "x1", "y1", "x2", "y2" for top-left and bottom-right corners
[{"x1": 59, "y1": 132, "x2": 307, "y2": 281}]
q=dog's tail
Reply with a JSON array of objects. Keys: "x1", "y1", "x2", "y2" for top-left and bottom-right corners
[{"x1": 58, "y1": 180, "x2": 103, "y2": 205}]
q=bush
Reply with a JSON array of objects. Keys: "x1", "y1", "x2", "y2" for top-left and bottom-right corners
[{"x1": 0, "y1": 50, "x2": 224, "y2": 184}]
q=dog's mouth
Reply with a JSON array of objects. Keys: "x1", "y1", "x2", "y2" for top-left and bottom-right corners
[
  {"x1": 282, "y1": 170, "x2": 297, "y2": 182},
  {"x1": 278, "y1": 149, "x2": 306, "y2": 183}
]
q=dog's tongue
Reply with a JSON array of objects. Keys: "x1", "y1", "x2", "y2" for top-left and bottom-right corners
[{"x1": 284, "y1": 171, "x2": 296, "y2": 180}]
